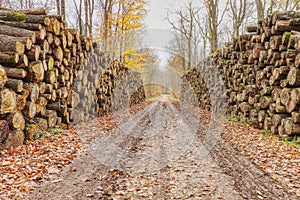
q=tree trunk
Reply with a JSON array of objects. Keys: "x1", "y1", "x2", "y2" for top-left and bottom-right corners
[
  {"x1": 56, "y1": 0, "x2": 61, "y2": 15},
  {"x1": 255, "y1": 0, "x2": 264, "y2": 21},
  {"x1": 61, "y1": 0, "x2": 66, "y2": 20}
]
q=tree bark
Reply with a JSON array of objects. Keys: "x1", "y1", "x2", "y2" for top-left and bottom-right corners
[{"x1": 255, "y1": 0, "x2": 264, "y2": 21}]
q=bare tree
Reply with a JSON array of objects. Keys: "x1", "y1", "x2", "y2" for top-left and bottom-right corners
[
  {"x1": 99, "y1": 0, "x2": 114, "y2": 52},
  {"x1": 228, "y1": 0, "x2": 247, "y2": 37},
  {"x1": 167, "y1": 2, "x2": 201, "y2": 71},
  {"x1": 87, "y1": 0, "x2": 94, "y2": 38},
  {"x1": 206, "y1": 0, "x2": 228, "y2": 52},
  {"x1": 61, "y1": 0, "x2": 65, "y2": 19},
  {"x1": 55, "y1": 0, "x2": 65, "y2": 19},
  {"x1": 84, "y1": 0, "x2": 88, "y2": 36},
  {"x1": 255, "y1": 0, "x2": 265, "y2": 21},
  {"x1": 56, "y1": 0, "x2": 61, "y2": 15},
  {"x1": 72, "y1": 0, "x2": 83, "y2": 34}
]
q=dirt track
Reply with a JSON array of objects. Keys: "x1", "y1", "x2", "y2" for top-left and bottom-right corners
[{"x1": 26, "y1": 96, "x2": 297, "y2": 199}]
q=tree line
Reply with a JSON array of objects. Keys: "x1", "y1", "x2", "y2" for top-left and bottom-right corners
[{"x1": 167, "y1": 0, "x2": 300, "y2": 72}]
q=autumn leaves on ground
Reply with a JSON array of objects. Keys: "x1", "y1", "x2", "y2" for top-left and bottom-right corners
[{"x1": 0, "y1": 97, "x2": 299, "y2": 199}]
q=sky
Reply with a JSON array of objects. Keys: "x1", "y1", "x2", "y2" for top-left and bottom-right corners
[
  {"x1": 145, "y1": 0, "x2": 180, "y2": 29},
  {"x1": 143, "y1": 0, "x2": 186, "y2": 70},
  {"x1": 142, "y1": 0, "x2": 230, "y2": 70}
]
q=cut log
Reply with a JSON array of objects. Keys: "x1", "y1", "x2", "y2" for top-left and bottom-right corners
[
  {"x1": 260, "y1": 96, "x2": 272, "y2": 109},
  {"x1": 275, "y1": 99, "x2": 287, "y2": 113},
  {"x1": 26, "y1": 45, "x2": 41, "y2": 61},
  {"x1": 45, "y1": 71, "x2": 56, "y2": 84},
  {"x1": 280, "y1": 88, "x2": 292, "y2": 106},
  {"x1": 5, "y1": 78, "x2": 23, "y2": 93},
  {"x1": 40, "y1": 110, "x2": 57, "y2": 128},
  {"x1": 23, "y1": 101, "x2": 37, "y2": 119},
  {"x1": 4, "y1": 129, "x2": 24, "y2": 148},
  {"x1": 0, "y1": 10, "x2": 50, "y2": 24},
  {"x1": 287, "y1": 67, "x2": 300, "y2": 86},
  {"x1": 0, "y1": 20, "x2": 42, "y2": 30},
  {"x1": 26, "y1": 61, "x2": 44, "y2": 83},
  {"x1": 17, "y1": 54, "x2": 29, "y2": 68},
  {"x1": 16, "y1": 8, "x2": 48, "y2": 15},
  {"x1": 0, "y1": 65, "x2": 7, "y2": 89},
  {"x1": 46, "y1": 17, "x2": 61, "y2": 35},
  {"x1": 2, "y1": 66, "x2": 27, "y2": 79},
  {"x1": 0, "y1": 24, "x2": 36, "y2": 43},
  {"x1": 285, "y1": 118, "x2": 300, "y2": 135},
  {"x1": 4, "y1": 111, "x2": 25, "y2": 130},
  {"x1": 23, "y1": 83, "x2": 39, "y2": 103},
  {"x1": 0, "y1": 36, "x2": 24, "y2": 54},
  {"x1": 16, "y1": 90, "x2": 29, "y2": 111},
  {"x1": 0, "y1": 33, "x2": 31, "y2": 50},
  {"x1": 292, "y1": 112, "x2": 300, "y2": 124},
  {"x1": 33, "y1": 117, "x2": 48, "y2": 130},
  {"x1": 0, "y1": 52, "x2": 19, "y2": 65},
  {"x1": 53, "y1": 46, "x2": 63, "y2": 62},
  {"x1": 47, "y1": 102, "x2": 67, "y2": 116},
  {"x1": 0, "y1": 89, "x2": 16, "y2": 114},
  {"x1": 0, "y1": 120, "x2": 9, "y2": 143},
  {"x1": 39, "y1": 82, "x2": 46, "y2": 94}
]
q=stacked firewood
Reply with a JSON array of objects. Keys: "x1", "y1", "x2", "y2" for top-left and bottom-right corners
[
  {"x1": 109, "y1": 69, "x2": 146, "y2": 112},
  {"x1": 0, "y1": 7, "x2": 93, "y2": 148},
  {"x1": 181, "y1": 68, "x2": 211, "y2": 110},
  {"x1": 0, "y1": 8, "x2": 145, "y2": 149},
  {"x1": 97, "y1": 59, "x2": 146, "y2": 114},
  {"x1": 74, "y1": 52, "x2": 146, "y2": 121},
  {"x1": 183, "y1": 11, "x2": 300, "y2": 139}
]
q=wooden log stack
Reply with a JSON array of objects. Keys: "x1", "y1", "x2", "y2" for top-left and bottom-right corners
[
  {"x1": 0, "y1": 8, "x2": 146, "y2": 149},
  {"x1": 182, "y1": 11, "x2": 300, "y2": 139},
  {"x1": 73, "y1": 50, "x2": 145, "y2": 123}
]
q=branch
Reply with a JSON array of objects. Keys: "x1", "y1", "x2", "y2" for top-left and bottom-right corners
[{"x1": 218, "y1": 0, "x2": 229, "y2": 26}]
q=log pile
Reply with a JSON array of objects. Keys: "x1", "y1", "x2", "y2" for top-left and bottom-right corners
[
  {"x1": 73, "y1": 51, "x2": 145, "y2": 122},
  {"x1": 182, "y1": 11, "x2": 300, "y2": 139},
  {"x1": 0, "y1": 8, "x2": 145, "y2": 149},
  {"x1": 181, "y1": 68, "x2": 211, "y2": 110}
]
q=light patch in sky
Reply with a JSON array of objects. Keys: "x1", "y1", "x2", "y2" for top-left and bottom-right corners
[{"x1": 143, "y1": 0, "x2": 184, "y2": 70}]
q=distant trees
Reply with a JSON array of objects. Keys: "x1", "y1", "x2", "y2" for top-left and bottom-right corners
[
  {"x1": 255, "y1": 0, "x2": 265, "y2": 21},
  {"x1": 167, "y1": 0, "x2": 229, "y2": 72},
  {"x1": 167, "y1": 0, "x2": 300, "y2": 72},
  {"x1": 56, "y1": 0, "x2": 65, "y2": 19},
  {"x1": 0, "y1": 0, "x2": 148, "y2": 68},
  {"x1": 167, "y1": 2, "x2": 198, "y2": 71},
  {"x1": 98, "y1": 0, "x2": 149, "y2": 69}
]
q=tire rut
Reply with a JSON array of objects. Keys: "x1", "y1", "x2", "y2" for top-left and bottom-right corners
[{"x1": 25, "y1": 97, "x2": 296, "y2": 199}]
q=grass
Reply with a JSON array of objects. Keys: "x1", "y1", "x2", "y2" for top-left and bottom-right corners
[
  {"x1": 261, "y1": 129, "x2": 279, "y2": 140},
  {"x1": 261, "y1": 129, "x2": 300, "y2": 150},
  {"x1": 33, "y1": 127, "x2": 63, "y2": 140},
  {"x1": 283, "y1": 32, "x2": 291, "y2": 44},
  {"x1": 225, "y1": 114, "x2": 300, "y2": 150},
  {"x1": 227, "y1": 115, "x2": 240, "y2": 123},
  {"x1": 283, "y1": 137, "x2": 300, "y2": 150}
]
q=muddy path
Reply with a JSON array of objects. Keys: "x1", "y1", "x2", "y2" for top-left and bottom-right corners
[{"x1": 26, "y1": 96, "x2": 296, "y2": 199}]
